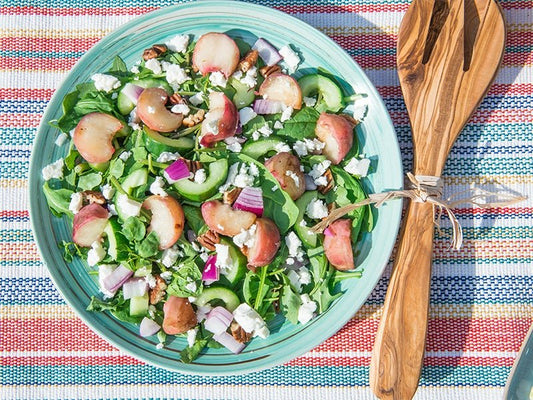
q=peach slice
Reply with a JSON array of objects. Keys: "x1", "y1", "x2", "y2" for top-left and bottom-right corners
[
  {"x1": 323, "y1": 219, "x2": 354, "y2": 270},
  {"x1": 73, "y1": 112, "x2": 123, "y2": 164},
  {"x1": 258, "y1": 73, "x2": 302, "y2": 110},
  {"x1": 315, "y1": 113, "x2": 356, "y2": 165},
  {"x1": 137, "y1": 87, "x2": 183, "y2": 132},
  {"x1": 201, "y1": 200, "x2": 256, "y2": 236},
  {"x1": 265, "y1": 152, "x2": 305, "y2": 200},
  {"x1": 72, "y1": 203, "x2": 109, "y2": 247},
  {"x1": 200, "y1": 92, "x2": 239, "y2": 147},
  {"x1": 162, "y1": 296, "x2": 197, "y2": 335},
  {"x1": 192, "y1": 32, "x2": 240, "y2": 78},
  {"x1": 246, "y1": 218, "x2": 281, "y2": 267},
  {"x1": 143, "y1": 195, "x2": 185, "y2": 250}
]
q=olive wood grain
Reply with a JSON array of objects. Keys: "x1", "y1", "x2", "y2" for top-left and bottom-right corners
[{"x1": 369, "y1": 0, "x2": 506, "y2": 398}]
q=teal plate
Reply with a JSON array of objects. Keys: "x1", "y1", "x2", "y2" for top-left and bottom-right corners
[
  {"x1": 505, "y1": 323, "x2": 533, "y2": 399},
  {"x1": 29, "y1": 0, "x2": 403, "y2": 375}
]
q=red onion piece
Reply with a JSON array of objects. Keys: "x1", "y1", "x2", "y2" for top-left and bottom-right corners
[
  {"x1": 304, "y1": 174, "x2": 317, "y2": 190},
  {"x1": 252, "y1": 38, "x2": 282, "y2": 66},
  {"x1": 233, "y1": 186, "x2": 264, "y2": 217},
  {"x1": 252, "y1": 99, "x2": 285, "y2": 115},
  {"x1": 102, "y1": 264, "x2": 133, "y2": 292},
  {"x1": 209, "y1": 306, "x2": 233, "y2": 326},
  {"x1": 324, "y1": 227, "x2": 333, "y2": 237},
  {"x1": 204, "y1": 313, "x2": 231, "y2": 335},
  {"x1": 163, "y1": 158, "x2": 190, "y2": 184},
  {"x1": 139, "y1": 317, "x2": 161, "y2": 337},
  {"x1": 122, "y1": 277, "x2": 149, "y2": 300},
  {"x1": 202, "y1": 255, "x2": 219, "y2": 285},
  {"x1": 121, "y1": 83, "x2": 144, "y2": 105},
  {"x1": 213, "y1": 331, "x2": 246, "y2": 354},
  {"x1": 186, "y1": 229, "x2": 197, "y2": 243}
]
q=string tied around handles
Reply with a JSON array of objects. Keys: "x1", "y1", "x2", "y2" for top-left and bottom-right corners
[{"x1": 310, "y1": 172, "x2": 527, "y2": 250}]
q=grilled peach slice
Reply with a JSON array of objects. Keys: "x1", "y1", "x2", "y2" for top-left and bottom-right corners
[
  {"x1": 323, "y1": 219, "x2": 354, "y2": 270},
  {"x1": 265, "y1": 152, "x2": 305, "y2": 200},
  {"x1": 162, "y1": 296, "x2": 197, "y2": 335},
  {"x1": 192, "y1": 32, "x2": 240, "y2": 78},
  {"x1": 143, "y1": 195, "x2": 185, "y2": 249},
  {"x1": 73, "y1": 112, "x2": 123, "y2": 164},
  {"x1": 246, "y1": 218, "x2": 281, "y2": 267},
  {"x1": 315, "y1": 113, "x2": 356, "y2": 165},
  {"x1": 258, "y1": 73, "x2": 302, "y2": 110},
  {"x1": 201, "y1": 200, "x2": 256, "y2": 236},
  {"x1": 72, "y1": 203, "x2": 109, "y2": 247},
  {"x1": 137, "y1": 87, "x2": 183, "y2": 132},
  {"x1": 200, "y1": 92, "x2": 239, "y2": 147}
]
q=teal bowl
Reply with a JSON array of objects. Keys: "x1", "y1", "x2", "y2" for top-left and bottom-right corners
[{"x1": 29, "y1": 0, "x2": 403, "y2": 375}]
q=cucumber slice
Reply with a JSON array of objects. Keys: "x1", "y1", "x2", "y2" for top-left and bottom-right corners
[
  {"x1": 174, "y1": 159, "x2": 228, "y2": 202},
  {"x1": 230, "y1": 78, "x2": 255, "y2": 109},
  {"x1": 143, "y1": 127, "x2": 195, "y2": 157},
  {"x1": 241, "y1": 137, "x2": 284, "y2": 160},
  {"x1": 294, "y1": 191, "x2": 319, "y2": 247},
  {"x1": 89, "y1": 161, "x2": 109, "y2": 172},
  {"x1": 219, "y1": 238, "x2": 247, "y2": 286},
  {"x1": 117, "y1": 79, "x2": 173, "y2": 115},
  {"x1": 104, "y1": 218, "x2": 129, "y2": 261},
  {"x1": 196, "y1": 286, "x2": 240, "y2": 312},
  {"x1": 121, "y1": 168, "x2": 148, "y2": 195},
  {"x1": 129, "y1": 292, "x2": 149, "y2": 317},
  {"x1": 298, "y1": 74, "x2": 344, "y2": 113}
]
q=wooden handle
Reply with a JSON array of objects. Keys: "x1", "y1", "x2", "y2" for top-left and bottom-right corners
[{"x1": 369, "y1": 199, "x2": 435, "y2": 400}]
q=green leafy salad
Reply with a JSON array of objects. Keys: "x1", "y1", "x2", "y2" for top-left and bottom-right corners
[{"x1": 41, "y1": 31, "x2": 374, "y2": 361}]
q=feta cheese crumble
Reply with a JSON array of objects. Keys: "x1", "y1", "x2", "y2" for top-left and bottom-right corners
[
  {"x1": 285, "y1": 231, "x2": 305, "y2": 262},
  {"x1": 303, "y1": 96, "x2": 317, "y2": 107},
  {"x1": 274, "y1": 142, "x2": 291, "y2": 153},
  {"x1": 119, "y1": 151, "x2": 131, "y2": 162},
  {"x1": 188, "y1": 92, "x2": 204, "y2": 106},
  {"x1": 171, "y1": 103, "x2": 190, "y2": 116},
  {"x1": 209, "y1": 71, "x2": 227, "y2": 88},
  {"x1": 226, "y1": 141, "x2": 242, "y2": 153},
  {"x1": 298, "y1": 294, "x2": 317, "y2": 324},
  {"x1": 161, "y1": 245, "x2": 181, "y2": 268},
  {"x1": 156, "y1": 151, "x2": 180, "y2": 163},
  {"x1": 91, "y1": 73, "x2": 121, "y2": 92},
  {"x1": 344, "y1": 157, "x2": 371, "y2": 177},
  {"x1": 116, "y1": 194, "x2": 142, "y2": 218},
  {"x1": 87, "y1": 240, "x2": 106, "y2": 267},
  {"x1": 100, "y1": 184, "x2": 115, "y2": 200},
  {"x1": 280, "y1": 106, "x2": 293, "y2": 122},
  {"x1": 163, "y1": 63, "x2": 190, "y2": 87},
  {"x1": 42, "y1": 159, "x2": 64, "y2": 181},
  {"x1": 166, "y1": 34, "x2": 189, "y2": 53},
  {"x1": 233, "y1": 303, "x2": 270, "y2": 339},
  {"x1": 144, "y1": 58, "x2": 162, "y2": 74},
  {"x1": 308, "y1": 160, "x2": 331, "y2": 186},
  {"x1": 187, "y1": 327, "x2": 198, "y2": 347},
  {"x1": 293, "y1": 138, "x2": 325, "y2": 157},
  {"x1": 194, "y1": 169, "x2": 207, "y2": 184},
  {"x1": 279, "y1": 45, "x2": 300, "y2": 73},
  {"x1": 54, "y1": 132, "x2": 68, "y2": 147},
  {"x1": 68, "y1": 192, "x2": 83, "y2": 214},
  {"x1": 239, "y1": 107, "x2": 257, "y2": 126},
  {"x1": 287, "y1": 266, "x2": 312, "y2": 292},
  {"x1": 274, "y1": 121, "x2": 284, "y2": 130},
  {"x1": 98, "y1": 264, "x2": 117, "y2": 298},
  {"x1": 214, "y1": 244, "x2": 233, "y2": 274},
  {"x1": 233, "y1": 224, "x2": 257, "y2": 249},
  {"x1": 150, "y1": 176, "x2": 167, "y2": 197},
  {"x1": 306, "y1": 198, "x2": 329, "y2": 219}
]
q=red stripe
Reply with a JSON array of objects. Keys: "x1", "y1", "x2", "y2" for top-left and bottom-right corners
[
  {"x1": 0, "y1": 88, "x2": 55, "y2": 101},
  {"x1": 0, "y1": 37, "x2": 100, "y2": 53},
  {"x1": 0, "y1": 210, "x2": 29, "y2": 218},
  {"x1": 0, "y1": 6, "x2": 158, "y2": 16},
  {"x1": 275, "y1": 3, "x2": 531, "y2": 13},
  {"x1": 1, "y1": 354, "x2": 142, "y2": 367}
]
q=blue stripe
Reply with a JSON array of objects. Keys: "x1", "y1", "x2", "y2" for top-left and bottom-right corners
[
  {"x1": 1, "y1": 229, "x2": 36, "y2": 242},
  {"x1": 0, "y1": 128, "x2": 36, "y2": 146},
  {"x1": 1, "y1": 161, "x2": 29, "y2": 179},
  {"x1": 0, "y1": 149, "x2": 32, "y2": 158},
  {"x1": 0, "y1": 50, "x2": 85, "y2": 59},
  {"x1": 0, "y1": 215, "x2": 29, "y2": 223},
  {"x1": 1, "y1": 260, "x2": 43, "y2": 267}
]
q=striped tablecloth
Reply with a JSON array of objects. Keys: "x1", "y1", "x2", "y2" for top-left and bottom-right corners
[{"x1": 1, "y1": 1, "x2": 532, "y2": 399}]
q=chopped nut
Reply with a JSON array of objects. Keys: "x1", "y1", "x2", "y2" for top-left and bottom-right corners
[
  {"x1": 169, "y1": 93, "x2": 186, "y2": 105},
  {"x1": 197, "y1": 229, "x2": 220, "y2": 251},
  {"x1": 182, "y1": 158, "x2": 202, "y2": 175},
  {"x1": 223, "y1": 187, "x2": 242, "y2": 205},
  {"x1": 326, "y1": 202, "x2": 337, "y2": 214},
  {"x1": 149, "y1": 275, "x2": 168, "y2": 305},
  {"x1": 142, "y1": 44, "x2": 167, "y2": 60},
  {"x1": 81, "y1": 190, "x2": 106, "y2": 205},
  {"x1": 259, "y1": 64, "x2": 281, "y2": 78},
  {"x1": 182, "y1": 109, "x2": 205, "y2": 127},
  {"x1": 238, "y1": 50, "x2": 259, "y2": 73},
  {"x1": 318, "y1": 168, "x2": 334, "y2": 194},
  {"x1": 230, "y1": 321, "x2": 252, "y2": 343}
]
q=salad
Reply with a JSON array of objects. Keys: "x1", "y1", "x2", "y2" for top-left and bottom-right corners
[{"x1": 41, "y1": 31, "x2": 373, "y2": 362}]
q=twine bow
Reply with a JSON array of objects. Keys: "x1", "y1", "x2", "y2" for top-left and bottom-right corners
[{"x1": 310, "y1": 173, "x2": 527, "y2": 249}]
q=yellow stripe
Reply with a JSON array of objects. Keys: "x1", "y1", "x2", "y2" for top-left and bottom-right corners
[
  {"x1": 0, "y1": 28, "x2": 111, "y2": 38},
  {"x1": 0, "y1": 179, "x2": 27, "y2": 188}
]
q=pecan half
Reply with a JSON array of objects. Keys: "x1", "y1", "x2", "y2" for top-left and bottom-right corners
[
  {"x1": 197, "y1": 229, "x2": 220, "y2": 251},
  {"x1": 81, "y1": 190, "x2": 106, "y2": 205},
  {"x1": 326, "y1": 202, "x2": 337, "y2": 214},
  {"x1": 169, "y1": 93, "x2": 186, "y2": 105},
  {"x1": 223, "y1": 187, "x2": 242, "y2": 205},
  {"x1": 142, "y1": 44, "x2": 168, "y2": 60},
  {"x1": 317, "y1": 168, "x2": 334, "y2": 194},
  {"x1": 238, "y1": 50, "x2": 259, "y2": 73},
  {"x1": 182, "y1": 158, "x2": 202, "y2": 175},
  {"x1": 230, "y1": 321, "x2": 252, "y2": 343},
  {"x1": 259, "y1": 64, "x2": 281, "y2": 78},
  {"x1": 182, "y1": 109, "x2": 205, "y2": 127},
  {"x1": 149, "y1": 275, "x2": 168, "y2": 305}
]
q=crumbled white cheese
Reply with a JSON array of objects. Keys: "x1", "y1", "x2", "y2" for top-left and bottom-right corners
[
  {"x1": 119, "y1": 151, "x2": 131, "y2": 162},
  {"x1": 54, "y1": 132, "x2": 68, "y2": 147},
  {"x1": 258, "y1": 124, "x2": 273, "y2": 137},
  {"x1": 248, "y1": 163, "x2": 259, "y2": 177},
  {"x1": 240, "y1": 66, "x2": 258, "y2": 88},
  {"x1": 108, "y1": 204, "x2": 117, "y2": 216},
  {"x1": 293, "y1": 138, "x2": 325, "y2": 157},
  {"x1": 303, "y1": 96, "x2": 317, "y2": 107},
  {"x1": 164, "y1": 63, "x2": 190, "y2": 87},
  {"x1": 285, "y1": 257, "x2": 295, "y2": 265},
  {"x1": 233, "y1": 224, "x2": 257, "y2": 249},
  {"x1": 218, "y1": 163, "x2": 240, "y2": 192},
  {"x1": 352, "y1": 104, "x2": 368, "y2": 121},
  {"x1": 68, "y1": 192, "x2": 83, "y2": 214},
  {"x1": 150, "y1": 176, "x2": 167, "y2": 197},
  {"x1": 128, "y1": 107, "x2": 141, "y2": 131},
  {"x1": 314, "y1": 176, "x2": 328, "y2": 186},
  {"x1": 308, "y1": 160, "x2": 331, "y2": 185},
  {"x1": 271, "y1": 185, "x2": 279, "y2": 192},
  {"x1": 160, "y1": 271, "x2": 173, "y2": 282},
  {"x1": 306, "y1": 198, "x2": 329, "y2": 219},
  {"x1": 274, "y1": 121, "x2": 284, "y2": 130},
  {"x1": 134, "y1": 266, "x2": 151, "y2": 277},
  {"x1": 145, "y1": 58, "x2": 162, "y2": 74},
  {"x1": 42, "y1": 159, "x2": 64, "y2": 181},
  {"x1": 204, "y1": 116, "x2": 220, "y2": 136},
  {"x1": 161, "y1": 245, "x2": 181, "y2": 268},
  {"x1": 156, "y1": 342, "x2": 164, "y2": 350},
  {"x1": 130, "y1": 65, "x2": 140, "y2": 74},
  {"x1": 287, "y1": 267, "x2": 312, "y2": 293},
  {"x1": 251, "y1": 130, "x2": 261, "y2": 141},
  {"x1": 233, "y1": 303, "x2": 270, "y2": 339},
  {"x1": 215, "y1": 243, "x2": 233, "y2": 274},
  {"x1": 279, "y1": 45, "x2": 300, "y2": 73},
  {"x1": 239, "y1": 107, "x2": 257, "y2": 126},
  {"x1": 275, "y1": 142, "x2": 291, "y2": 153},
  {"x1": 209, "y1": 71, "x2": 227, "y2": 88},
  {"x1": 199, "y1": 253, "x2": 209, "y2": 262},
  {"x1": 298, "y1": 266, "x2": 312, "y2": 286},
  {"x1": 280, "y1": 106, "x2": 293, "y2": 122},
  {"x1": 285, "y1": 231, "x2": 305, "y2": 262},
  {"x1": 91, "y1": 73, "x2": 121, "y2": 93},
  {"x1": 298, "y1": 294, "x2": 317, "y2": 324},
  {"x1": 187, "y1": 327, "x2": 198, "y2": 347},
  {"x1": 171, "y1": 103, "x2": 190, "y2": 116},
  {"x1": 101, "y1": 184, "x2": 115, "y2": 200},
  {"x1": 185, "y1": 280, "x2": 197, "y2": 293},
  {"x1": 292, "y1": 141, "x2": 308, "y2": 157},
  {"x1": 299, "y1": 219, "x2": 307, "y2": 228},
  {"x1": 166, "y1": 34, "x2": 189, "y2": 53},
  {"x1": 98, "y1": 264, "x2": 117, "y2": 299},
  {"x1": 344, "y1": 157, "x2": 371, "y2": 177},
  {"x1": 233, "y1": 163, "x2": 256, "y2": 188},
  {"x1": 145, "y1": 274, "x2": 157, "y2": 289},
  {"x1": 116, "y1": 194, "x2": 142, "y2": 218},
  {"x1": 194, "y1": 169, "x2": 207, "y2": 184},
  {"x1": 285, "y1": 170, "x2": 301, "y2": 188},
  {"x1": 226, "y1": 141, "x2": 242, "y2": 153},
  {"x1": 87, "y1": 240, "x2": 106, "y2": 267},
  {"x1": 156, "y1": 152, "x2": 180, "y2": 163},
  {"x1": 287, "y1": 269, "x2": 301, "y2": 292},
  {"x1": 188, "y1": 92, "x2": 204, "y2": 106}
]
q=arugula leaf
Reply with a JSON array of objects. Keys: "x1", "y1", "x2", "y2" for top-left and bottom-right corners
[
  {"x1": 110, "y1": 55, "x2": 128, "y2": 74},
  {"x1": 123, "y1": 217, "x2": 146, "y2": 242},
  {"x1": 280, "y1": 284, "x2": 301, "y2": 324},
  {"x1": 77, "y1": 172, "x2": 102, "y2": 191},
  {"x1": 182, "y1": 205, "x2": 206, "y2": 234},
  {"x1": 180, "y1": 338, "x2": 209, "y2": 363},
  {"x1": 310, "y1": 265, "x2": 342, "y2": 313},
  {"x1": 241, "y1": 115, "x2": 267, "y2": 134},
  {"x1": 43, "y1": 182, "x2": 73, "y2": 217},
  {"x1": 166, "y1": 260, "x2": 203, "y2": 298},
  {"x1": 60, "y1": 240, "x2": 85, "y2": 263},
  {"x1": 54, "y1": 90, "x2": 80, "y2": 133},
  {"x1": 136, "y1": 231, "x2": 160, "y2": 258},
  {"x1": 87, "y1": 295, "x2": 143, "y2": 324},
  {"x1": 64, "y1": 145, "x2": 79, "y2": 170},
  {"x1": 73, "y1": 91, "x2": 117, "y2": 117},
  {"x1": 277, "y1": 108, "x2": 320, "y2": 141}
]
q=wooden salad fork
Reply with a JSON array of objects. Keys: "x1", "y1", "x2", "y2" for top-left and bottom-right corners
[{"x1": 369, "y1": 0, "x2": 506, "y2": 399}]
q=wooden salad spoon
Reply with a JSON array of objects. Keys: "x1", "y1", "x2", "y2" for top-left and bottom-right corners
[{"x1": 369, "y1": 0, "x2": 506, "y2": 398}]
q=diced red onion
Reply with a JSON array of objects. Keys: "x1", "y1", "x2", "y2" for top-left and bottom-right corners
[
  {"x1": 186, "y1": 229, "x2": 197, "y2": 243},
  {"x1": 233, "y1": 186, "x2": 264, "y2": 217},
  {"x1": 235, "y1": 122, "x2": 243, "y2": 136},
  {"x1": 202, "y1": 255, "x2": 219, "y2": 285},
  {"x1": 102, "y1": 264, "x2": 133, "y2": 292},
  {"x1": 213, "y1": 331, "x2": 246, "y2": 354},
  {"x1": 209, "y1": 306, "x2": 233, "y2": 326},
  {"x1": 139, "y1": 317, "x2": 161, "y2": 337},
  {"x1": 204, "y1": 313, "x2": 231, "y2": 335},
  {"x1": 121, "y1": 83, "x2": 144, "y2": 104},
  {"x1": 163, "y1": 158, "x2": 190, "y2": 184},
  {"x1": 305, "y1": 174, "x2": 317, "y2": 190},
  {"x1": 252, "y1": 99, "x2": 285, "y2": 115},
  {"x1": 122, "y1": 277, "x2": 148, "y2": 300},
  {"x1": 324, "y1": 227, "x2": 333, "y2": 237},
  {"x1": 252, "y1": 38, "x2": 282, "y2": 66}
]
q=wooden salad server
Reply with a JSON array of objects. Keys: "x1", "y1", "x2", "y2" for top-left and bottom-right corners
[{"x1": 369, "y1": 0, "x2": 506, "y2": 398}]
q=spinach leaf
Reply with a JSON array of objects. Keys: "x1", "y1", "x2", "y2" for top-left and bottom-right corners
[
  {"x1": 136, "y1": 231, "x2": 160, "y2": 258},
  {"x1": 74, "y1": 91, "x2": 117, "y2": 116},
  {"x1": 109, "y1": 55, "x2": 128, "y2": 74},
  {"x1": 166, "y1": 260, "x2": 203, "y2": 298},
  {"x1": 277, "y1": 107, "x2": 320, "y2": 141},
  {"x1": 123, "y1": 217, "x2": 146, "y2": 242},
  {"x1": 180, "y1": 338, "x2": 209, "y2": 363},
  {"x1": 87, "y1": 295, "x2": 143, "y2": 324},
  {"x1": 109, "y1": 158, "x2": 125, "y2": 179},
  {"x1": 43, "y1": 182, "x2": 73, "y2": 217},
  {"x1": 241, "y1": 115, "x2": 267, "y2": 134},
  {"x1": 310, "y1": 265, "x2": 342, "y2": 313},
  {"x1": 182, "y1": 205, "x2": 206, "y2": 234},
  {"x1": 280, "y1": 284, "x2": 301, "y2": 324},
  {"x1": 54, "y1": 90, "x2": 80, "y2": 133},
  {"x1": 77, "y1": 172, "x2": 102, "y2": 190},
  {"x1": 64, "y1": 145, "x2": 79, "y2": 170}
]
